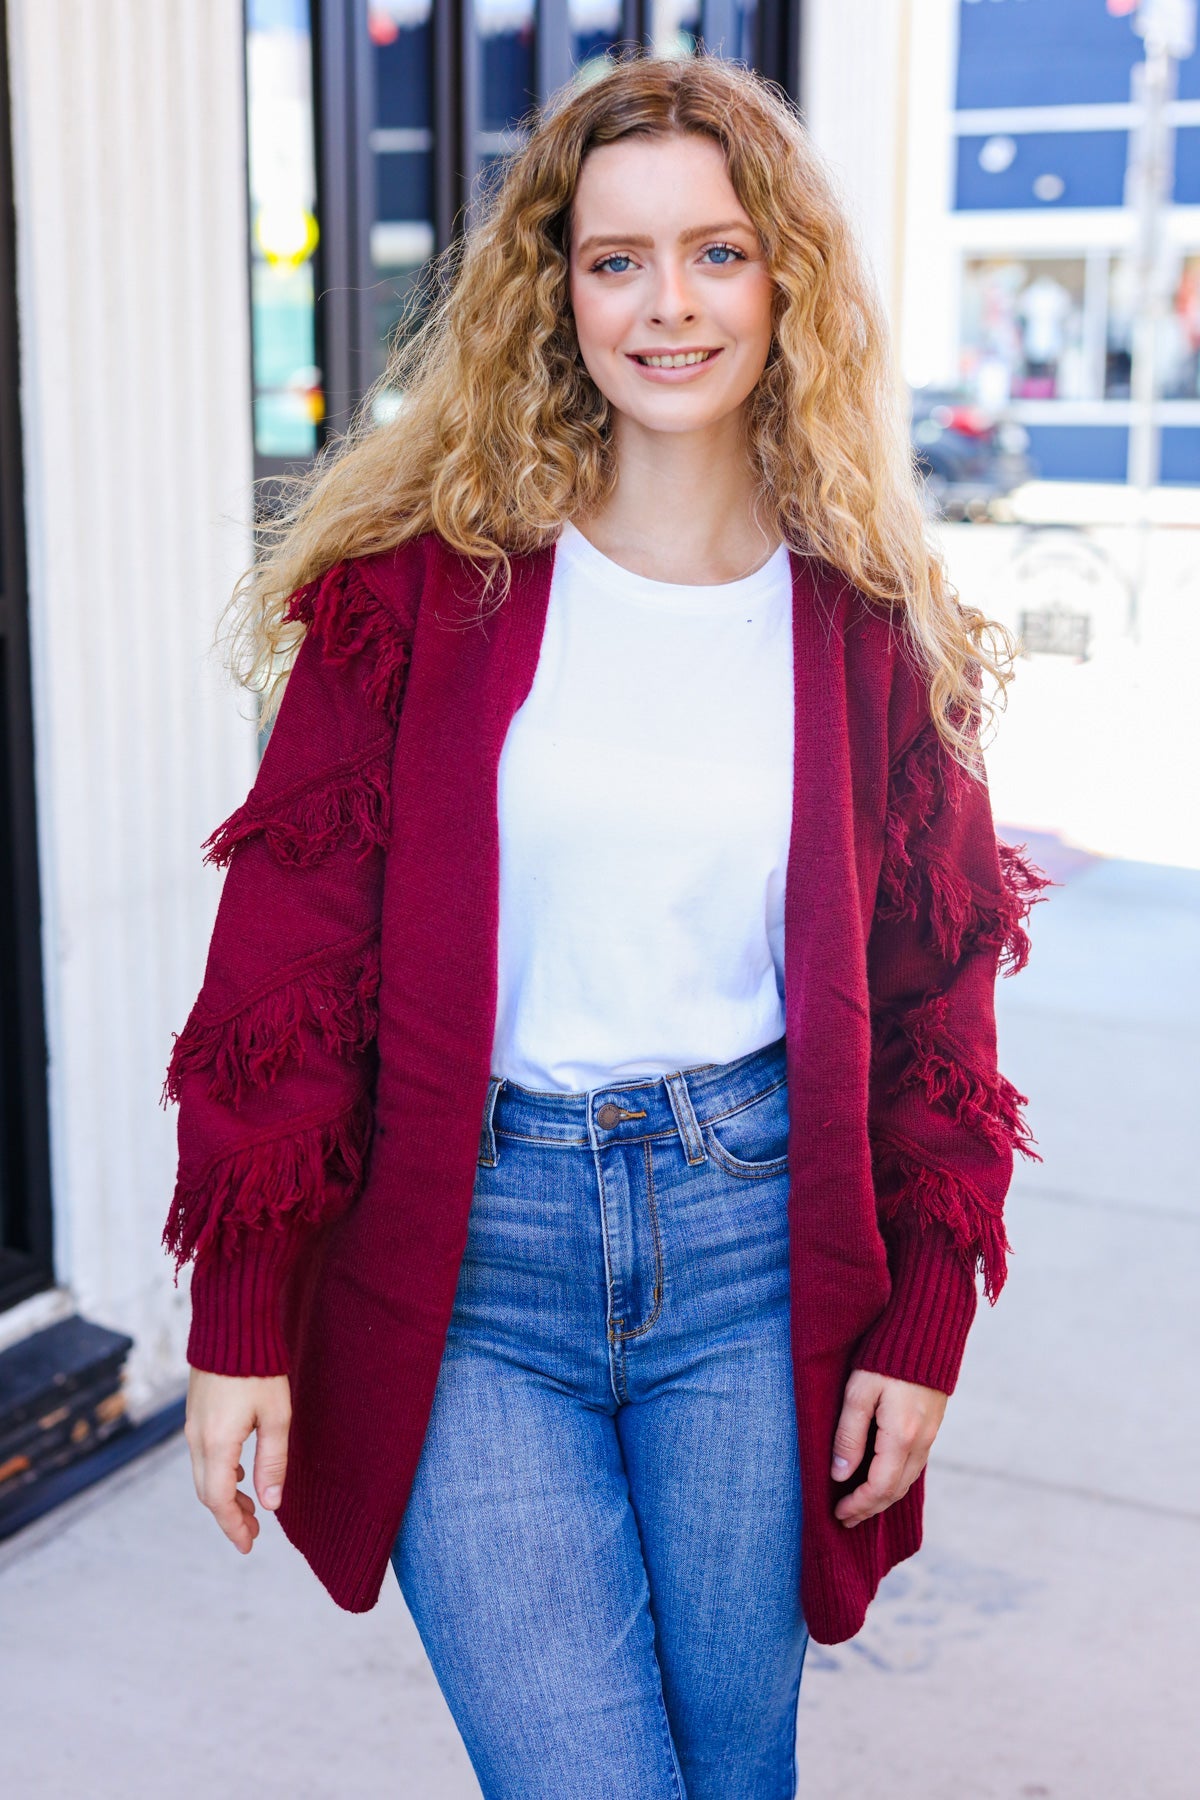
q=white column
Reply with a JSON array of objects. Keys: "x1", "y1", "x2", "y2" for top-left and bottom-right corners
[
  {"x1": 5, "y1": 0, "x2": 258, "y2": 1410},
  {"x1": 800, "y1": 0, "x2": 961, "y2": 385},
  {"x1": 799, "y1": 0, "x2": 907, "y2": 326},
  {"x1": 896, "y1": 0, "x2": 962, "y2": 389}
]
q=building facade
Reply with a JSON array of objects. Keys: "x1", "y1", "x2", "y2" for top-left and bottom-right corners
[{"x1": 900, "y1": 0, "x2": 1200, "y2": 482}]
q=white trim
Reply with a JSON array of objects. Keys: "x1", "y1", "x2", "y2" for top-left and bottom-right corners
[
  {"x1": 953, "y1": 100, "x2": 1200, "y2": 135},
  {"x1": 1005, "y1": 399, "x2": 1200, "y2": 426},
  {"x1": 947, "y1": 207, "x2": 1200, "y2": 250}
]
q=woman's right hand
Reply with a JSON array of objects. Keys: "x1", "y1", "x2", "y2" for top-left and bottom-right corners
[{"x1": 184, "y1": 1365, "x2": 292, "y2": 1555}]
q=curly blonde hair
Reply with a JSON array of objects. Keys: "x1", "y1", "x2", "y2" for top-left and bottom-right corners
[{"x1": 227, "y1": 47, "x2": 1017, "y2": 767}]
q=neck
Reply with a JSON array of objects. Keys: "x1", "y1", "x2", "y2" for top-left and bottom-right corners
[{"x1": 575, "y1": 410, "x2": 779, "y2": 584}]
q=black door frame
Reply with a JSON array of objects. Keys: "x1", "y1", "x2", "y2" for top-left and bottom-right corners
[{"x1": 0, "y1": 0, "x2": 56, "y2": 1312}]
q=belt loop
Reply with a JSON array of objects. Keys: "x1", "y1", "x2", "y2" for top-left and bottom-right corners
[
  {"x1": 478, "y1": 1075, "x2": 505, "y2": 1167},
  {"x1": 664, "y1": 1070, "x2": 708, "y2": 1167}
]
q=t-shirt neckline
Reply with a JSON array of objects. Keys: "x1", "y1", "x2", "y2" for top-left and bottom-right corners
[{"x1": 557, "y1": 519, "x2": 791, "y2": 613}]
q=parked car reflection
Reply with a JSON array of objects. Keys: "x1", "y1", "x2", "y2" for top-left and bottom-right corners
[{"x1": 909, "y1": 385, "x2": 1035, "y2": 521}]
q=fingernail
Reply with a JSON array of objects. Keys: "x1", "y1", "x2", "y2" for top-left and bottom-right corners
[
  {"x1": 832, "y1": 1457, "x2": 850, "y2": 1476},
  {"x1": 265, "y1": 1486, "x2": 282, "y2": 1507}
]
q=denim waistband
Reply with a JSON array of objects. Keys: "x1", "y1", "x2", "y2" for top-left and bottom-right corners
[{"x1": 478, "y1": 1035, "x2": 787, "y2": 1166}]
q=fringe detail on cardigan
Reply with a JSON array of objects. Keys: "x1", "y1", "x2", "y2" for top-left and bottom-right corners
[
  {"x1": 200, "y1": 739, "x2": 391, "y2": 870},
  {"x1": 871, "y1": 1127, "x2": 1012, "y2": 1303},
  {"x1": 879, "y1": 723, "x2": 968, "y2": 918},
  {"x1": 878, "y1": 721, "x2": 1055, "y2": 976},
  {"x1": 993, "y1": 840, "x2": 1056, "y2": 975},
  {"x1": 161, "y1": 1092, "x2": 373, "y2": 1278},
  {"x1": 283, "y1": 558, "x2": 413, "y2": 726},
  {"x1": 885, "y1": 989, "x2": 1043, "y2": 1163},
  {"x1": 913, "y1": 841, "x2": 1054, "y2": 975},
  {"x1": 160, "y1": 934, "x2": 381, "y2": 1109}
]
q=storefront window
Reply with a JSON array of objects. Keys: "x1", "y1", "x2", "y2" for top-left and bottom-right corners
[
  {"x1": 474, "y1": 0, "x2": 539, "y2": 206},
  {"x1": 368, "y1": 2, "x2": 437, "y2": 420},
  {"x1": 245, "y1": 0, "x2": 322, "y2": 461},
  {"x1": 961, "y1": 249, "x2": 1200, "y2": 408},
  {"x1": 1106, "y1": 249, "x2": 1200, "y2": 400},
  {"x1": 960, "y1": 256, "x2": 1090, "y2": 403},
  {"x1": 1165, "y1": 252, "x2": 1200, "y2": 399}
]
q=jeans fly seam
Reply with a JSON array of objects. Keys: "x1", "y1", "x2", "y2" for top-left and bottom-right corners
[
  {"x1": 611, "y1": 1139, "x2": 665, "y2": 1343},
  {"x1": 591, "y1": 1133, "x2": 625, "y2": 1407}
]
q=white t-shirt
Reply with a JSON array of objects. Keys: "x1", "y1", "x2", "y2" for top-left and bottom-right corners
[{"x1": 490, "y1": 518, "x2": 795, "y2": 1093}]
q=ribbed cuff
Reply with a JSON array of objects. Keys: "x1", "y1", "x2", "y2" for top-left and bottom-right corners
[
  {"x1": 851, "y1": 1220, "x2": 979, "y2": 1395},
  {"x1": 185, "y1": 1230, "x2": 296, "y2": 1376}
]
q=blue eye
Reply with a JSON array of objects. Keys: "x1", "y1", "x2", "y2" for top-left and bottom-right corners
[{"x1": 590, "y1": 242, "x2": 748, "y2": 275}]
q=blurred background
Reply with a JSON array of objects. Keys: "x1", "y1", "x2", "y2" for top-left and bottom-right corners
[{"x1": 0, "y1": 3, "x2": 1195, "y2": 1795}]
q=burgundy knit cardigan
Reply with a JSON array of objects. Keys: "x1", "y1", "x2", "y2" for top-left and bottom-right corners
[{"x1": 161, "y1": 528, "x2": 1051, "y2": 1646}]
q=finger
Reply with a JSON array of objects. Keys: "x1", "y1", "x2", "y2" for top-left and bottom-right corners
[
  {"x1": 201, "y1": 1446, "x2": 255, "y2": 1554},
  {"x1": 254, "y1": 1416, "x2": 291, "y2": 1512},
  {"x1": 234, "y1": 1490, "x2": 261, "y2": 1539},
  {"x1": 831, "y1": 1386, "x2": 876, "y2": 1480},
  {"x1": 835, "y1": 1432, "x2": 909, "y2": 1526}
]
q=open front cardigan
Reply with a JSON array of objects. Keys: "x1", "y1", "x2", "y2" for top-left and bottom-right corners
[{"x1": 161, "y1": 529, "x2": 1052, "y2": 1646}]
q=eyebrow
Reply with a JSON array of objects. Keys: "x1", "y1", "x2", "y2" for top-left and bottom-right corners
[{"x1": 575, "y1": 221, "x2": 755, "y2": 256}]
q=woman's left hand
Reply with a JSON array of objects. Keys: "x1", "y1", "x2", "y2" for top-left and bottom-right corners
[{"x1": 830, "y1": 1368, "x2": 949, "y2": 1527}]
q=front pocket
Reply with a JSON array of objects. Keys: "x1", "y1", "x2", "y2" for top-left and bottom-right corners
[{"x1": 703, "y1": 1082, "x2": 790, "y2": 1180}]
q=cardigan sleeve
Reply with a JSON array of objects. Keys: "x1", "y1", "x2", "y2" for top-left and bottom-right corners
[
  {"x1": 160, "y1": 555, "x2": 417, "y2": 1378},
  {"x1": 852, "y1": 656, "x2": 1055, "y2": 1396}
]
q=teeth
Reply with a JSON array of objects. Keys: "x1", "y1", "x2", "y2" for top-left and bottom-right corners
[{"x1": 635, "y1": 350, "x2": 715, "y2": 368}]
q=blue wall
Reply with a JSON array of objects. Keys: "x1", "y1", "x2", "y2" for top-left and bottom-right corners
[
  {"x1": 957, "y1": 0, "x2": 1169, "y2": 109},
  {"x1": 1020, "y1": 425, "x2": 1200, "y2": 483},
  {"x1": 955, "y1": 129, "x2": 1129, "y2": 209}
]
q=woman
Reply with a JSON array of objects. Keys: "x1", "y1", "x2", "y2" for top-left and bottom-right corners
[{"x1": 164, "y1": 51, "x2": 1050, "y2": 1799}]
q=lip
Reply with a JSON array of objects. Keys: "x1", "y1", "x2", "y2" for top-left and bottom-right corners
[{"x1": 625, "y1": 347, "x2": 724, "y2": 381}]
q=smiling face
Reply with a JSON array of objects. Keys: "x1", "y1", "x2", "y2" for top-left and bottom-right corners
[{"x1": 567, "y1": 132, "x2": 776, "y2": 439}]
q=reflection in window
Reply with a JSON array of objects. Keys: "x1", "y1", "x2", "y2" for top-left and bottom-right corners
[
  {"x1": 1108, "y1": 249, "x2": 1200, "y2": 401},
  {"x1": 369, "y1": 2, "x2": 436, "y2": 419},
  {"x1": 1165, "y1": 253, "x2": 1200, "y2": 399},
  {"x1": 962, "y1": 250, "x2": 1200, "y2": 408},
  {"x1": 246, "y1": 0, "x2": 322, "y2": 460},
  {"x1": 960, "y1": 256, "x2": 1089, "y2": 403}
]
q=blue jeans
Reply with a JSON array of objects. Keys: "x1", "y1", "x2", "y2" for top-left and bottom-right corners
[{"x1": 390, "y1": 1036, "x2": 809, "y2": 1799}]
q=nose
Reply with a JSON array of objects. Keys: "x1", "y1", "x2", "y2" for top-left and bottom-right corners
[{"x1": 648, "y1": 258, "x2": 697, "y2": 323}]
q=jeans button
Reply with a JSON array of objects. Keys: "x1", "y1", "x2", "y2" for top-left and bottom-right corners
[{"x1": 596, "y1": 1103, "x2": 622, "y2": 1128}]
